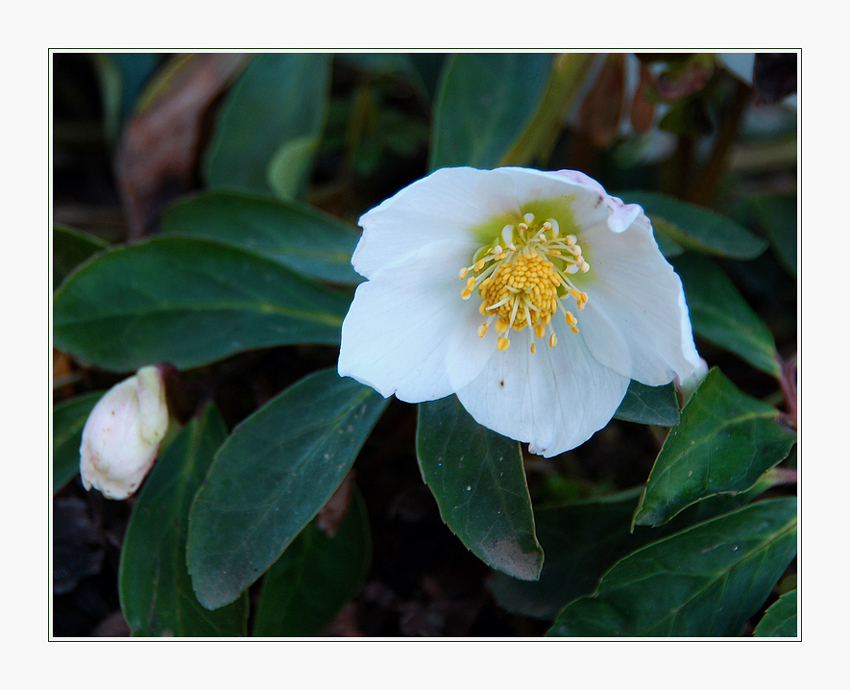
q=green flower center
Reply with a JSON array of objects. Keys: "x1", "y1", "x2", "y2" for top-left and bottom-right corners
[{"x1": 459, "y1": 212, "x2": 589, "y2": 353}]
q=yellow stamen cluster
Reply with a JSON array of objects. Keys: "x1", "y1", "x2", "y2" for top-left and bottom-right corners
[{"x1": 459, "y1": 213, "x2": 590, "y2": 353}]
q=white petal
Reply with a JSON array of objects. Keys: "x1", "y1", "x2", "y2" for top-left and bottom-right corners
[
  {"x1": 352, "y1": 167, "x2": 521, "y2": 278},
  {"x1": 578, "y1": 218, "x2": 701, "y2": 385},
  {"x1": 338, "y1": 239, "x2": 495, "y2": 402},
  {"x1": 455, "y1": 321, "x2": 630, "y2": 457}
]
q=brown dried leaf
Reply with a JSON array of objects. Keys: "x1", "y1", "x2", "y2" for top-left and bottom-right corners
[
  {"x1": 653, "y1": 56, "x2": 714, "y2": 101},
  {"x1": 115, "y1": 53, "x2": 249, "y2": 239},
  {"x1": 577, "y1": 53, "x2": 625, "y2": 148},
  {"x1": 630, "y1": 62, "x2": 656, "y2": 134}
]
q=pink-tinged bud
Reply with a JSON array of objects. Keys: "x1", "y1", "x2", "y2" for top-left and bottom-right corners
[{"x1": 80, "y1": 365, "x2": 170, "y2": 500}]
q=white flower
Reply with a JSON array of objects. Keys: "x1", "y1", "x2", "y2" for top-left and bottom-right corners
[
  {"x1": 338, "y1": 167, "x2": 701, "y2": 457},
  {"x1": 80, "y1": 365, "x2": 170, "y2": 499}
]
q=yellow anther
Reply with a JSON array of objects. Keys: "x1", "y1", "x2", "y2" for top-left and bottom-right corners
[{"x1": 460, "y1": 210, "x2": 590, "y2": 353}]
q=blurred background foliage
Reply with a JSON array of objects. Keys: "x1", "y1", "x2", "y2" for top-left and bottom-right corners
[{"x1": 52, "y1": 52, "x2": 796, "y2": 637}]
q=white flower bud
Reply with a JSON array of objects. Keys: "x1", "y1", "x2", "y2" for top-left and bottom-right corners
[{"x1": 80, "y1": 365, "x2": 170, "y2": 500}]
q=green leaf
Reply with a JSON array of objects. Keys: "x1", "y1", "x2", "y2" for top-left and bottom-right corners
[
  {"x1": 547, "y1": 498, "x2": 797, "y2": 637},
  {"x1": 634, "y1": 368, "x2": 796, "y2": 527},
  {"x1": 53, "y1": 224, "x2": 109, "y2": 290},
  {"x1": 266, "y1": 135, "x2": 320, "y2": 201},
  {"x1": 614, "y1": 381, "x2": 680, "y2": 426},
  {"x1": 186, "y1": 369, "x2": 388, "y2": 610},
  {"x1": 336, "y1": 53, "x2": 429, "y2": 100},
  {"x1": 488, "y1": 488, "x2": 645, "y2": 620},
  {"x1": 52, "y1": 391, "x2": 103, "y2": 494},
  {"x1": 205, "y1": 53, "x2": 331, "y2": 197},
  {"x1": 752, "y1": 193, "x2": 797, "y2": 277},
  {"x1": 429, "y1": 53, "x2": 552, "y2": 170},
  {"x1": 753, "y1": 589, "x2": 797, "y2": 637},
  {"x1": 52, "y1": 237, "x2": 350, "y2": 372},
  {"x1": 651, "y1": 220, "x2": 685, "y2": 258},
  {"x1": 673, "y1": 253, "x2": 781, "y2": 376},
  {"x1": 416, "y1": 395, "x2": 543, "y2": 581},
  {"x1": 160, "y1": 190, "x2": 362, "y2": 285},
  {"x1": 500, "y1": 53, "x2": 595, "y2": 166},
  {"x1": 621, "y1": 191, "x2": 768, "y2": 259},
  {"x1": 252, "y1": 487, "x2": 371, "y2": 636},
  {"x1": 119, "y1": 403, "x2": 248, "y2": 636}
]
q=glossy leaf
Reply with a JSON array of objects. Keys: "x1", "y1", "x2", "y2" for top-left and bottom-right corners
[
  {"x1": 187, "y1": 369, "x2": 388, "y2": 610},
  {"x1": 752, "y1": 193, "x2": 797, "y2": 277},
  {"x1": 119, "y1": 404, "x2": 248, "y2": 636},
  {"x1": 416, "y1": 395, "x2": 543, "y2": 581},
  {"x1": 614, "y1": 381, "x2": 680, "y2": 426},
  {"x1": 621, "y1": 191, "x2": 768, "y2": 259},
  {"x1": 430, "y1": 53, "x2": 552, "y2": 170},
  {"x1": 160, "y1": 190, "x2": 362, "y2": 285},
  {"x1": 547, "y1": 498, "x2": 797, "y2": 637},
  {"x1": 52, "y1": 237, "x2": 350, "y2": 372},
  {"x1": 53, "y1": 224, "x2": 108, "y2": 290},
  {"x1": 52, "y1": 391, "x2": 103, "y2": 494},
  {"x1": 488, "y1": 488, "x2": 645, "y2": 619},
  {"x1": 252, "y1": 488, "x2": 371, "y2": 636},
  {"x1": 673, "y1": 253, "x2": 781, "y2": 376},
  {"x1": 205, "y1": 53, "x2": 330, "y2": 197},
  {"x1": 753, "y1": 589, "x2": 797, "y2": 637},
  {"x1": 634, "y1": 368, "x2": 796, "y2": 527}
]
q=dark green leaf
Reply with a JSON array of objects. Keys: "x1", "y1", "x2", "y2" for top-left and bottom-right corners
[
  {"x1": 634, "y1": 368, "x2": 796, "y2": 527},
  {"x1": 186, "y1": 369, "x2": 388, "y2": 609},
  {"x1": 488, "y1": 488, "x2": 645, "y2": 619},
  {"x1": 52, "y1": 237, "x2": 350, "y2": 372},
  {"x1": 430, "y1": 53, "x2": 552, "y2": 170},
  {"x1": 416, "y1": 395, "x2": 543, "y2": 581},
  {"x1": 500, "y1": 53, "x2": 595, "y2": 166},
  {"x1": 547, "y1": 498, "x2": 797, "y2": 637},
  {"x1": 53, "y1": 224, "x2": 109, "y2": 290},
  {"x1": 673, "y1": 253, "x2": 781, "y2": 376},
  {"x1": 119, "y1": 403, "x2": 248, "y2": 636},
  {"x1": 160, "y1": 190, "x2": 362, "y2": 285},
  {"x1": 651, "y1": 220, "x2": 685, "y2": 258},
  {"x1": 752, "y1": 193, "x2": 797, "y2": 277},
  {"x1": 205, "y1": 53, "x2": 331, "y2": 197},
  {"x1": 252, "y1": 488, "x2": 371, "y2": 636},
  {"x1": 53, "y1": 391, "x2": 103, "y2": 494},
  {"x1": 753, "y1": 589, "x2": 797, "y2": 637},
  {"x1": 621, "y1": 191, "x2": 768, "y2": 259},
  {"x1": 614, "y1": 381, "x2": 680, "y2": 426}
]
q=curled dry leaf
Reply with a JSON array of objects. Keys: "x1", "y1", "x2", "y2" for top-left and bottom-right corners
[
  {"x1": 630, "y1": 62, "x2": 656, "y2": 134},
  {"x1": 577, "y1": 53, "x2": 625, "y2": 148},
  {"x1": 115, "y1": 53, "x2": 250, "y2": 238}
]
